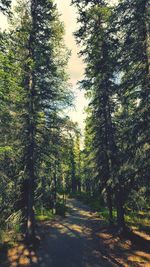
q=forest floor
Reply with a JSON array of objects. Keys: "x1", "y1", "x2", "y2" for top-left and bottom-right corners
[{"x1": 1, "y1": 198, "x2": 150, "y2": 267}]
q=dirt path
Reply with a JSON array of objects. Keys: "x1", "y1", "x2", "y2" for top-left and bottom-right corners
[
  {"x1": 5, "y1": 198, "x2": 150, "y2": 267},
  {"x1": 34, "y1": 198, "x2": 120, "y2": 267}
]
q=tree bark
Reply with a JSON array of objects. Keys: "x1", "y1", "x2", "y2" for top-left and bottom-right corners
[
  {"x1": 116, "y1": 186, "x2": 126, "y2": 231},
  {"x1": 106, "y1": 187, "x2": 113, "y2": 225},
  {"x1": 71, "y1": 145, "x2": 76, "y2": 193},
  {"x1": 24, "y1": 0, "x2": 37, "y2": 244}
]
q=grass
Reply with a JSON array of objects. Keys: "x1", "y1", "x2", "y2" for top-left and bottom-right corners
[
  {"x1": 35, "y1": 199, "x2": 67, "y2": 221},
  {"x1": 98, "y1": 207, "x2": 150, "y2": 233},
  {"x1": 35, "y1": 207, "x2": 54, "y2": 222},
  {"x1": 125, "y1": 210, "x2": 150, "y2": 233},
  {"x1": 98, "y1": 209, "x2": 117, "y2": 222},
  {"x1": 0, "y1": 200, "x2": 66, "y2": 253},
  {"x1": 74, "y1": 192, "x2": 150, "y2": 233},
  {"x1": 0, "y1": 227, "x2": 21, "y2": 248},
  {"x1": 0, "y1": 214, "x2": 22, "y2": 245}
]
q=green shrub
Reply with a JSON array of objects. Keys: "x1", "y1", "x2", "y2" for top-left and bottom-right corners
[{"x1": 35, "y1": 207, "x2": 54, "y2": 221}]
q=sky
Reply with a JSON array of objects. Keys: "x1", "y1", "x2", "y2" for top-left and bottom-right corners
[
  {"x1": 0, "y1": 0, "x2": 88, "y2": 132},
  {"x1": 55, "y1": 0, "x2": 88, "y2": 132}
]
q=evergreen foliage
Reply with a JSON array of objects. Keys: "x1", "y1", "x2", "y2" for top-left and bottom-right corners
[
  {"x1": 73, "y1": 0, "x2": 150, "y2": 230},
  {"x1": 0, "y1": 0, "x2": 149, "y2": 246}
]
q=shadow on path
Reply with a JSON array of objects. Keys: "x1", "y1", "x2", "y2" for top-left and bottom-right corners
[
  {"x1": 32, "y1": 199, "x2": 122, "y2": 267},
  {"x1": 3, "y1": 199, "x2": 150, "y2": 267}
]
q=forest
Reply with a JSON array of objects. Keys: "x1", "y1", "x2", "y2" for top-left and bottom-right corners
[{"x1": 0, "y1": 0, "x2": 150, "y2": 266}]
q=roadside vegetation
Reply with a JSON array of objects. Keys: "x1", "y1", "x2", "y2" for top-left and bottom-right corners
[
  {"x1": 0, "y1": 0, "x2": 149, "y2": 266},
  {"x1": 74, "y1": 192, "x2": 150, "y2": 236}
]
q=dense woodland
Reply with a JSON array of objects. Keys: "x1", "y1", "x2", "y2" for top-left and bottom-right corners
[{"x1": 0, "y1": 0, "x2": 149, "y2": 248}]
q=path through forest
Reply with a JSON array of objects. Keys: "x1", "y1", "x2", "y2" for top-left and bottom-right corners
[
  {"x1": 5, "y1": 198, "x2": 150, "y2": 267},
  {"x1": 36, "y1": 198, "x2": 117, "y2": 267}
]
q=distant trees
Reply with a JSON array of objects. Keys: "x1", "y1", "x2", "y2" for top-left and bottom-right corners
[{"x1": 60, "y1": 120, "x2": 81, "y2": 194}]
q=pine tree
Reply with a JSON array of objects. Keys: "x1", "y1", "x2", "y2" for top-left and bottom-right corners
[
  {"x1": 5, "y1": 0, "x2": 71, "y2": 243},
  {"x1": 73, "y1": 0, "x2": 119, "y2": 225},
  {"x1": 112, "y1": 0, "x2": 150, "y2": 228},
  {"x1": 24, "y1": 0, "x2": 70, "y2": 242}
]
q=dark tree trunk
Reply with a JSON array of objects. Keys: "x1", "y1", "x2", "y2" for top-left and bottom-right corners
[
  {"x1": 25, "y1": 107, "x2": 36, "y2": 244},
  {"x1": 116, "y1": 186, "x2": 126, "y2": 231},
  {"x1": 102, "y1": 100, "x2": 114, "y2": 225},
  {"x1": 26, "y1": 176, "x2": 35, "y2": 243},
  {"x1": 53, "y1": 160, "x2": 57, "y2": 213},
  {"x1": 106, "y1": 187, "x2": 113, "y2": 225},
  {"x1": 78, "y1": 180, "x2": 81, "y2": 192},
  {"x1": 25, "y1": 88, "x2": 36, "y2": 244},
  {"x1": 71, "y1": 174, "x2": 76, "y2": 193},
  {"x1": 70, "y1": 145, "x2": 76, "y2": 193},
  {"x1": 85, "y1": 180, "x2": 90, "y2": 193},
  {"x1": 24, "y1": 0, "x2": 37, "y2": 244}
]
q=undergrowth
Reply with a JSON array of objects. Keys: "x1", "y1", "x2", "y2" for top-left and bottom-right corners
[
  {"x1": 35, "y1": 208, "x2": 54, "y2": 222},
  {"x1": 73, "y1": 192, "x2": 150, "y2": 233}
]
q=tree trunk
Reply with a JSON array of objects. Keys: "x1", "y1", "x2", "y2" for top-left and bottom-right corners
[
  {"x1": 53, "y1": 160, "x2": 57, "y2": 214},
  {"x1": 116, "y1": 186, "x2": 126, "y2": 231},
  {"x1": 26, "y1": 177, "x2": 35, "y2": 244},
  {"x1": 106, "y1": 187, "x2": 113, "y2": 225},
  {"x1": 78, "y1": 180, "x2": 81, "y2": 192},
  {"x1": 102, "y1": 104, "x2": 114, "y2": 225},
  {"x1": 71, "y1": 147, "x2": 76, "y2": 193},
  {"x1": 24, "y1": 0, "x2": 37, "y2": 244}
]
